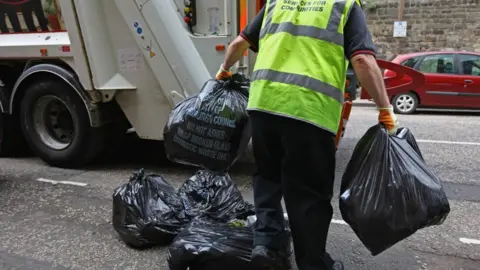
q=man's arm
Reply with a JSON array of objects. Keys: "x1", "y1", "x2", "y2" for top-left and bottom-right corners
[
  {"x1": 220, "y1": 6, "x2": 265, "y2": 71},
  {"x1": 352, "y1": 55, "x2": 391, "y2": 108},
  {"x1": 344, "y1": 3, "x2": 390, "y2": 108}
]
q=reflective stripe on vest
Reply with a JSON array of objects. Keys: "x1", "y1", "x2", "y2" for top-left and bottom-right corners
[
  {"x1": 248, "y1": 0, "x2": 356, "y2": 134},
  {"x1": 252, "y1": 69, "x2": 344, "y2": 104},
  {"x1": 259, "y1": 0, "x2": 348, "y2": 47}
]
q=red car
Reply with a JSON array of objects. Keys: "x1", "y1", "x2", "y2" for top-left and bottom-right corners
[{"x1": 361, "y1": 51, "x2": 480, "y2": 114}]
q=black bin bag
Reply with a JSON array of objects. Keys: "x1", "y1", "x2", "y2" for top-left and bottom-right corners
[
  {"x1": 178, "y1": 170, "x2": 255, "y2": 221},
  {"x1": 339, "y1": 124, "x2": 450, "y2": 256},
  {"x1": 164, "y1": 77, "x2": 251, "y2": 171},
  {"x1": 112, "y1": 169, "x2": 190, "y2": 248},
  {"x1": 167, "y1": 216, "x2": 292, "y2": 270},
  {"x1": 167, "y1": 217, "x2": 254, "y2": 270}
]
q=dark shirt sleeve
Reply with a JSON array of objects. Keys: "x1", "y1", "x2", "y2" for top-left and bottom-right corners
[
  {"x1": 344, "y1": 3, "x2": 376, "y2": 60},
  {"x1": 240, "y1": 6, "x2": 265, "y2": 53}
]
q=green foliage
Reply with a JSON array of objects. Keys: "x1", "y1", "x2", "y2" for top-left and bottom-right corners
[
  {"x1": 44, "y1": 0, "x2": 57, "y2": 15},
  {"x1": 361, "y1": 0, "x2": 377, "y2": 11}
]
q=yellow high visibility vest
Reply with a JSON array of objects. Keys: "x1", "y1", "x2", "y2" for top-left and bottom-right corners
[{"x1": 248, "y1": 0, "x2": 359, "y2": 134}]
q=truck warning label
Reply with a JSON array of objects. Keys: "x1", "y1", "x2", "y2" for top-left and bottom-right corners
[{"x1": 281, "y1": 0, "x2": 327, "y2": 12}]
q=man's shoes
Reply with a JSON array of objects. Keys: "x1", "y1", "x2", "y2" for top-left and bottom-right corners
[
  {"x1": 332, "y1": 260, "x2": 345, "y2": 270},
  {"x1": 251, "y1": 245, "x2": 290, "y2": 270},
  {"x1": 324, "y1": 252, "x2": 344, "y2": 270}
]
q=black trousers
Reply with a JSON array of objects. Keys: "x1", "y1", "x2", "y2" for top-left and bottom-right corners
[{"x1": 250, "y1": 111, "x2": 337, "y2": 270}]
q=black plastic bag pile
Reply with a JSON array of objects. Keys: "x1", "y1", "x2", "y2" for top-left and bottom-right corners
[
  {"x1": 340, "y1": 124, "x2": 450, "y2": 255},
  {"x1": 114, "y1": 75, "x2": 286, "y2": 268},
  {"x1": 164, "y1": 75, "x2": 251, "y2": 171},
  {"x1": 112, "y1": 169, "x2": 255, "y2": 249}
]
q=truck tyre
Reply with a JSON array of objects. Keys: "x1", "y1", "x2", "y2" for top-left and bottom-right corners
[
  {"x1": 20, "y1": 80, "x2": 105, "y2": 168},
  {"x1": 392, "y1": 92, "x2": 418, "y2": 114}
]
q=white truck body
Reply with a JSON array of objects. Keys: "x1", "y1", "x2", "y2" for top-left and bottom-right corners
[
  {"x1": 2, "y1": 0, "x2": 257, "y2": 137},
  {"x1": 0, "y1": 0, "x2": 260, "y2": 167}
]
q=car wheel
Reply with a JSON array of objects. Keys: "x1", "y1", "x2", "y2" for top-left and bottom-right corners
[
  {"x1": 20, "y1": 80, "x2": 106, "y2": 168},
  {"x1": 392, "y1": 92, "x2": 418, "y2": 114}
]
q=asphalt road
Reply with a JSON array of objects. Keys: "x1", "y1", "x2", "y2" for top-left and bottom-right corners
[{"x1": 0, "y1": 106, "x2": 479, "y2": 270}]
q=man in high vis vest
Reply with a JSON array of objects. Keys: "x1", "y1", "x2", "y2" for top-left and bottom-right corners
[{"x1": 217, "y1": 1, "x2": 398, "y2": 269}]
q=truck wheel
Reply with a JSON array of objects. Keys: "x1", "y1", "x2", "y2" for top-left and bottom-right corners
[
  {"x1": 392, "y1": 92, "x2": 418, "y2": 114},
  {"x1": 20, "y1": 80, "x2": 105, "y2": 168}
]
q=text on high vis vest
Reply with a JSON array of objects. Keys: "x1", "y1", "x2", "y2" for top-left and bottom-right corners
[{"x1": 281, "y1": 0, "x2": 327, "y2": 12}]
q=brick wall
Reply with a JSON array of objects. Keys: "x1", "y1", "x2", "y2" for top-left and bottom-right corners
[{"x1": 364, "y1": 0, "x2": 480, "y2": 59}]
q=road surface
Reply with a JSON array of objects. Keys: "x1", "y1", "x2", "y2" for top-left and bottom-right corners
[{"x1": 0, "y1": 106, "x2": 479, "y2": 270}]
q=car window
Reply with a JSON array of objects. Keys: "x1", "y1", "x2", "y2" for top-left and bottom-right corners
[
  {"x1": 418, "y1": 54, "x2": 455, "y2": 74},
  {"x1": 400, "y1": 56, "x2": 421, "y2": 68},
  {"x1": 459, "y1": 54, "x2": 480, "y2": 76}
]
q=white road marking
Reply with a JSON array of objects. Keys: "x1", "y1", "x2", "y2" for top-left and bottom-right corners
[
  {"x1": 459, "y1": 238, "x2": 480, "y2": 245},
  {"x1": 331, "y1": 219, "x2": 348, "y2": 225},
  {"x1": 417, "y1": 139, "x2": 480, "y2": 146},
  {"x1": 36, "y1": 178, "x2": 88, "y2": 187},
  {"x1": 290, "y1": 215, "x2": 480, "y2": 245}
]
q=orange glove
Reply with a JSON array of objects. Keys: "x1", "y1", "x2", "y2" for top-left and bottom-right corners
[
  {"x1": 378, "y1": 105, "x2": 399, "y2": 135},
  {"x1": 216, "y1": 64, "x2": 233, "y2": 80}
]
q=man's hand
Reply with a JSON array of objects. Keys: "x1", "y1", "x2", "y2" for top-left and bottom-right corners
[
  {"x1": 216, "y1": 35, "x2": 251, "y2": 80},
  {"x1": 378, "y1": 105, "x2": 399, "y2": 135},
  {"x1": 216, "y1": 64, "x2": 232, "y2": 80}
]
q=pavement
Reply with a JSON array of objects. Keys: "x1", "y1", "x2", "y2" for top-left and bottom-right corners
[
  {"x1": 1, "y1": 106, "x2": 480, "y2": 270},
  {"x1": 352, "y1": 98, "x2": 376, "y2": 107}
]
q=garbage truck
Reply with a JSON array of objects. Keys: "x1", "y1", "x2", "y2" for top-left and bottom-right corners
[{"x1": 0, "y1": 0, "x2": 420, "y2": 168}]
